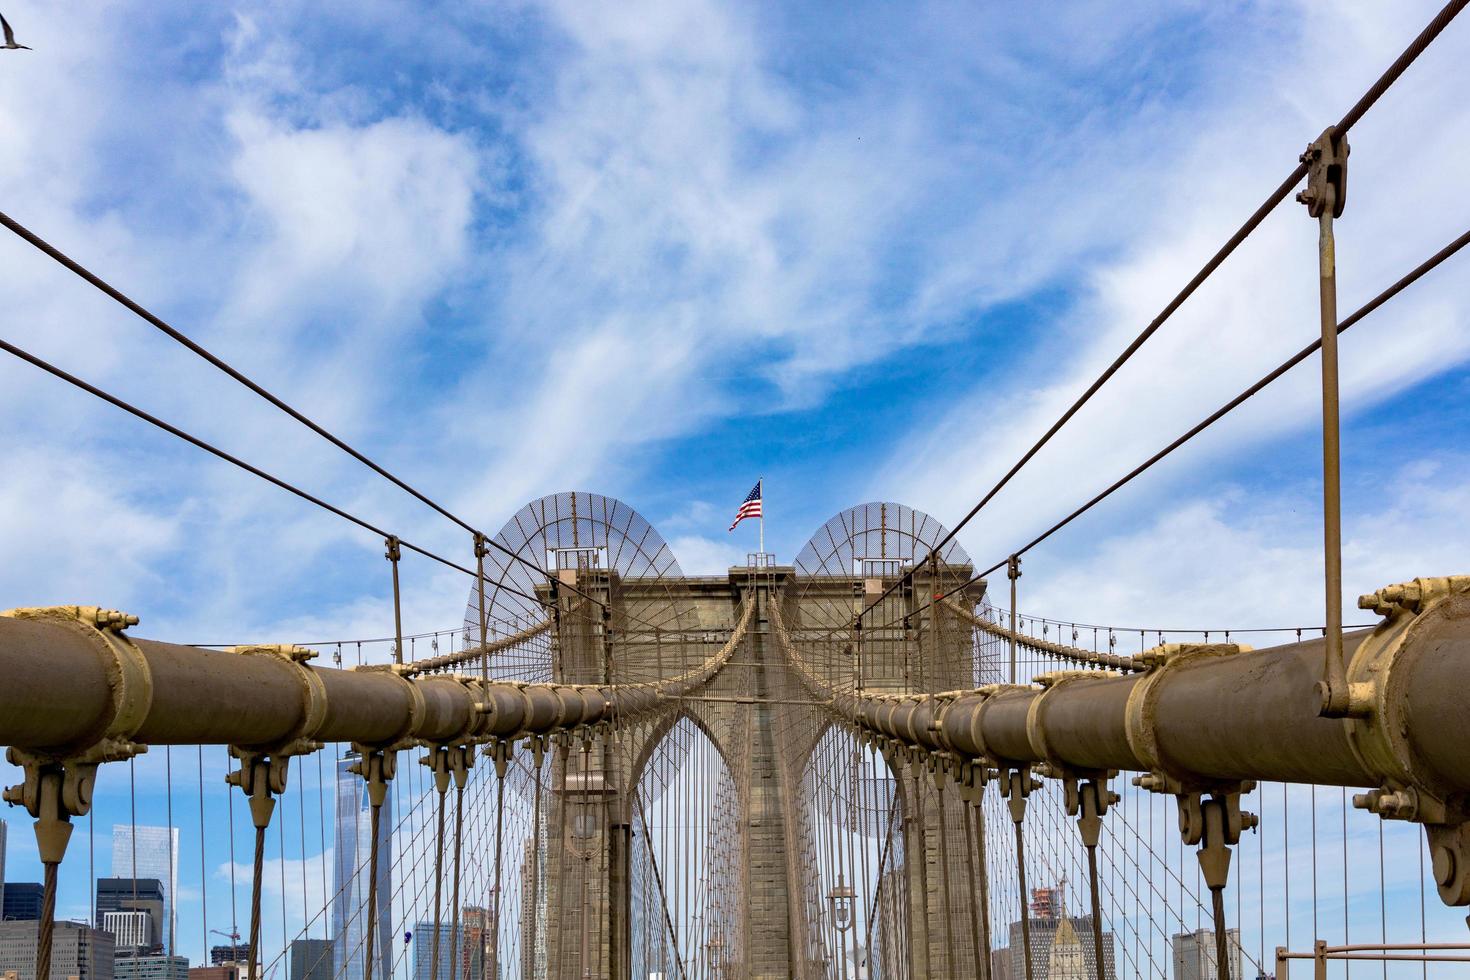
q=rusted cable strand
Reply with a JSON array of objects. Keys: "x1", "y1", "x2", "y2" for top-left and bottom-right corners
[
  {"x1": 0, "y1": 336, "x2": 553, "y2": 612},
  {"x1": 941, "y1": 599, "x2": 1141, "y2": 673},
  {"x1": 865, "y1": 222, "x2": 1470, "y2": 638},
  {"x1": 845, "y1": 0, "x2": 1468, "y2": 633}
]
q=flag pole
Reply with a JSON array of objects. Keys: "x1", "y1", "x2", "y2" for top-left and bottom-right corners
[{"x1": 758, "y1": 476, "x2": 764, "y2": 555}]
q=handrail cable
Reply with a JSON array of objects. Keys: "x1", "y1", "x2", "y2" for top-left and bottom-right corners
[{"x1": 844, "y1": 0, "x2": 1468, "y2": 631}]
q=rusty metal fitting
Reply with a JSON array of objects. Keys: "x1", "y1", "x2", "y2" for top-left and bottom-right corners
[
  {"x1": 1065, "y1": 776, "x2": 1117, "y2": 848},
  {"x1": 1352, "y1": 786, "x2": 1421, "y2": 821},
  {"x1": 348, "y1": 661, "x2": 425, "y2": 750},
  {"x1": 1, "y1": 606, "x2": 153, "y2": 755},
  {"x1": 225, "y1": 749, "x2": 290, "y2": 829},
  {"x1": 419, "y1": 744, "x2": 470, "y2": 795},
  {"x1": 229, "y1": 645, "x2": 328, "y2": 757},
  {"x1": 1297, "y1": 126, "x2": 1349, "y2": 219},
  {"x1": 1180, "y1": 790, "x2": 1257, "y2": 894},
  {"x1": 222, "y1": 643, "x2": 329, "y2": 831},
  {"x1": 1001, "y1": 766, "x2": 1035, "y2": 823},
  {"x1": 1342, "y1": 576, "x2": 1470, "y2": 904},
  {"x1": 347, "y1": 746, "x2": 398, "y2": 808},
  {"x1": 1124, "y1": 643, "x2": 1249, "y2": 788},
  {"x1": 1358, "y1": 576, "x2": 1470, "y2": 619},
  {"x1": 481, "y1": 737, "x2": 512, "y2": 778},
  {"x1": 0, "y1": 606, "x2": 155, "y2": 865}
]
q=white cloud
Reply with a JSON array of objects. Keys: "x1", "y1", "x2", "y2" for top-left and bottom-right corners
[
  {"x1": 882, "y1": 0, "x2": 1470, "y2": 626},
  {"x1": 665, "y1": 533, "x2": 747, "y2": 577},
  {"x1": 1021, "y1": 453, "x2": 1470, "y2": 632},
  {"x1": 0, "y1": 447, "x2": 180, "y2": 608}
]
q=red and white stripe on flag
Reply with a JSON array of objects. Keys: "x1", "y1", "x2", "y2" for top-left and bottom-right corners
[{"x1": 728, "y1": 480, "x2": 763, "y2": 531}]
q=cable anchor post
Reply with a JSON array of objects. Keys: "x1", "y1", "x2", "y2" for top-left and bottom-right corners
[
  {"x1": 1177, "y1": 785, "x2": 1258, "y2": 980},
  {"x1": 1297, "y1": 126, "x2": 1352, "y2": 716},
  {"x1": 1000, "y1": 764, "x2": 1041, "y2": 980},
  {"x1": 1006, "y1": 556, "x2": 1022, "y2": 684},
  {"x1": 385, "y1": 535, "x2": 404, "y2": 664},
  {"x1": 1064, "y1": 774, "x2": 1119, "y2": 980},
  {"x1": 956, "y1": 760, "x2": 994, "y2": 980},
  {"x1": 473, "y1": 532, "x2": 491, "y2": 683}
]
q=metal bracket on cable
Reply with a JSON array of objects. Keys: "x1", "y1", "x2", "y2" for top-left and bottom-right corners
[
  {"x1": 222, "y1": 644, "x2": 328, "y2": 980},
  {"x1": 0, "y1": 607, "x2": 152, "y2": 980},
  {"x1": 1061, "y1": 771, "x2": 1120, "y2": 980},
  {"x1": 0, "y1": 607, "x2": 151, "y2": 865},
  {"x1": 998, "y1": 764, "x2": 1041, "y2": 980},
  {"x1": 1348, "y1": 576, "x2": 1470, "y2": 907},
  {"x1": 1179, "y1": 787, "x2": 1258, "y2": 980}
]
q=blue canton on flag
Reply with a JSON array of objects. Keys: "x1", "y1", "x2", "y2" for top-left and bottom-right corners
[{"x1": 728, "y1": 480, "x2": 763, "y2": 531}]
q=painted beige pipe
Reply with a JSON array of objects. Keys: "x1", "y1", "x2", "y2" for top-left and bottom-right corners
[
  {"x1": 0, "y1": 598, "x2": 751, "y2": 753},
  {"x1": 791, "y1": 581, "x2": 1470, "y2": 798}
]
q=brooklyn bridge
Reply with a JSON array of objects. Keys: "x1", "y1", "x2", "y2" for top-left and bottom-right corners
[{"x1": 3, "y1": 3, "x2": 1470, "y2": 980}]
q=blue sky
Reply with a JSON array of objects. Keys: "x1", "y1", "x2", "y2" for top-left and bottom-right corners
[
  {"x1": 2, "y1": 0, "x2": 1467, "y2": 648},
  {"x1": 1, "y1": 0, "x2": 1469, "y2": 969}
]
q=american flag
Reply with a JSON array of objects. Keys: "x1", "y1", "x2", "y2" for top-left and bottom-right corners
[{"x1": 728, "y1": 479, "x2": 762, "y2": 531}]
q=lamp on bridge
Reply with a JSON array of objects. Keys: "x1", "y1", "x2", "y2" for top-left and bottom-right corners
[{"x1": 829, "y1": 876, "x2": 855, "y2": 933}]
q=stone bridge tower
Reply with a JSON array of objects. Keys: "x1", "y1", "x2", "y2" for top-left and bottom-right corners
[{"x1": 465, "y1": 494, "x2": 992, "y2": 979}]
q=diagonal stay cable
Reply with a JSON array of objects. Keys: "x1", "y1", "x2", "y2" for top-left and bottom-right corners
[
  {"x1": 860, "y1": 221, "x2": 1470, "y2": 638},
  {"x1": 0, "y1": 335, "x2": 547, "y2": 609},
  {"x1": 0, "y1": 207, "x2": 631, "y2": 624},
  {"x1": 846, "y1": 0, "x2": 1469, "y2": 630}
]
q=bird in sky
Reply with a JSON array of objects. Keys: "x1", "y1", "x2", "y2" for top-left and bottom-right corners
[{"x1": 1, "y1": 12, "x2": 31, "y2": 50}]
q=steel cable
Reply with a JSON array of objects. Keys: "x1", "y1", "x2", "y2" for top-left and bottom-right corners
[
  {"x1": 858, "y1": 221, "x2": 1470, "y2": 639},
  {"x1": 845, "y1": 0, "x2": 1468, "y2": 632}
]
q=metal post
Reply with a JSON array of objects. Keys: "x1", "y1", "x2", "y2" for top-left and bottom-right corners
[
  {"x1": 386, "y1": 536, "x2": 404, "y2": 664},
  {"x1": 474, "y1": 533, "x2": 490, "y2": 684},
  {"x1": 1297, "y1": 127, "x2": 1350, "y2": 715},
  {"x1": 1007, "y1": 556, "x2": 1021, "y2": 683}
]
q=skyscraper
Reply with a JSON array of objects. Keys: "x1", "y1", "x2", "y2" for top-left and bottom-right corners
[
  {"x1": 332, "y1": 752, "x2": 392, "y2": 980},
  {"x1": 288, "y1": 939, "x2": 334, "y2": 980},
  {"x1": 112, "y1": 828, "x2": 178, "y2": 954},
  {"x1": 458, "y1": 907, "x2": 490, "y2": 980},
  {"x1": 1173, "y1": 928, "x2": 1244, "y2": 980},
  {"x1": 96, "y1": 878, "x2": 166, "y2": 953},
  {"x1": 2, "y1": 883, "x2": 42, "y2": 922},
  {"x1": 0, "y1": 919, "x2": 115, "y2": 980},
  {"x1": 410, "y1": 921, "x2": 456, "y2": 980}
]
